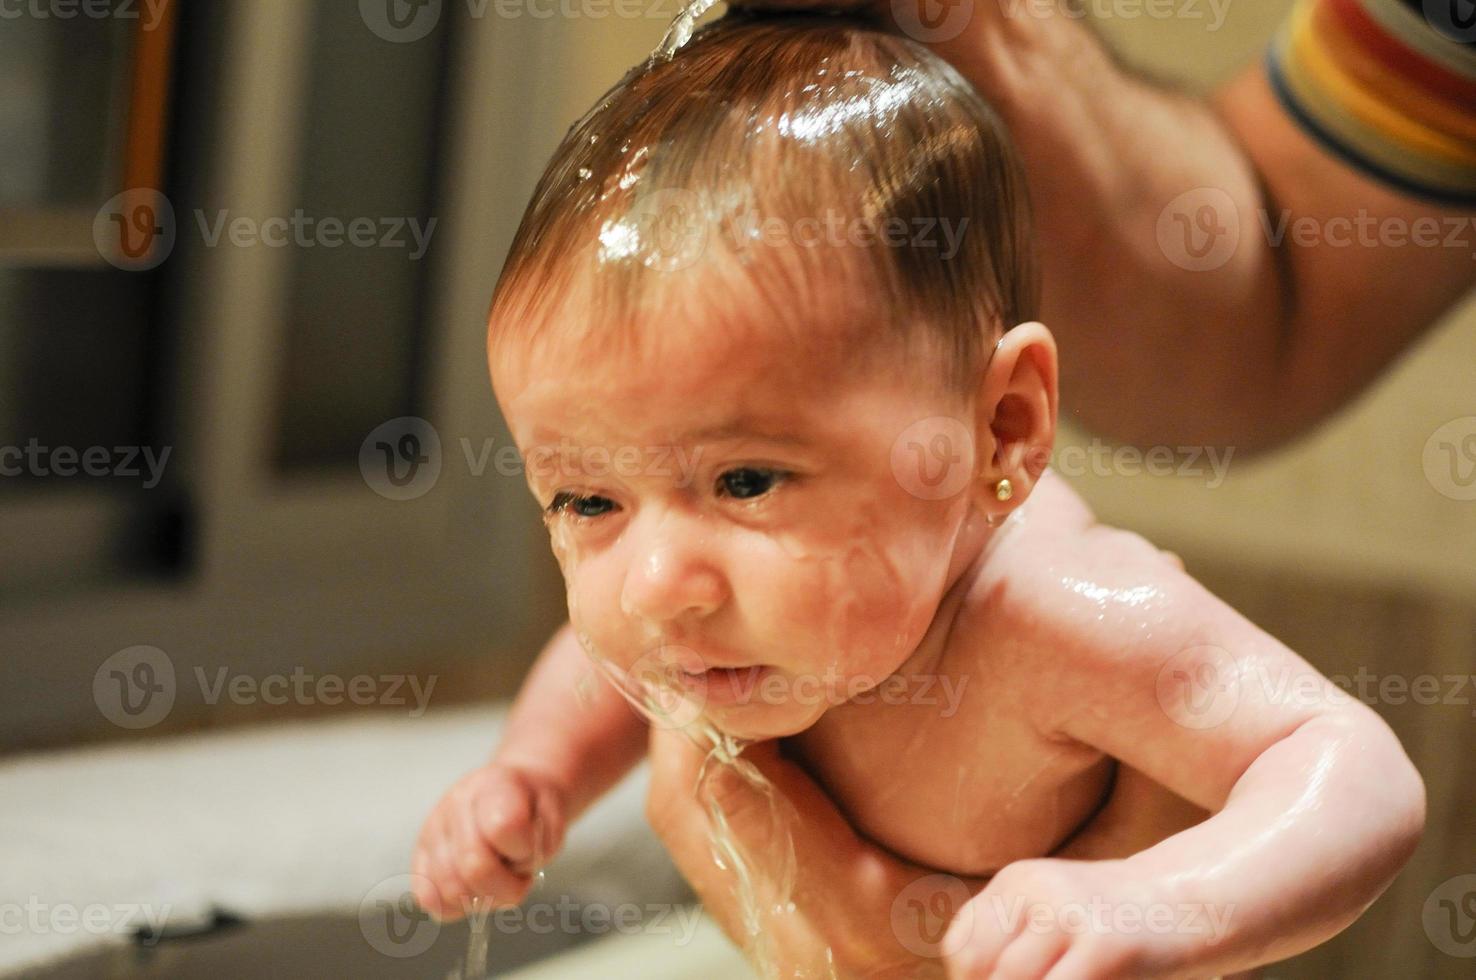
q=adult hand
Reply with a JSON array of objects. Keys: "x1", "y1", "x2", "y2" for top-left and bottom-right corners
[
  {"x1": 646, "y1": 726, "x2": 968, "y2": 977},
  {"x1": 724, "y1": 1, "x2": 1476, "y2": 453},
  {"x1": 646, "y1": 727, "x2": 1207, "y2": 978}
]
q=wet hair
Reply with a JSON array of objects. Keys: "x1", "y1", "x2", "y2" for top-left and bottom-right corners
[{"x1": 488, "y1": 12, "x2": 1038, "y2": 394}]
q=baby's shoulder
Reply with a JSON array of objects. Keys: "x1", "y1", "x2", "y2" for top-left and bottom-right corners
[
  {"x1": 979, "y1": 468, "x2": 1183, "y2": 585},
  {"x1": 949, "y1": 472, "x2": 1223, "y2": 740},
  {"x1": 960, "y1": 470, "x2": 1197, "y2": 660}
]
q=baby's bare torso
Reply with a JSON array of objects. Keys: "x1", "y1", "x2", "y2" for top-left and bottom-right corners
[{"x1": 785, "y1": 469, "x2": 1189, "y2": 877}]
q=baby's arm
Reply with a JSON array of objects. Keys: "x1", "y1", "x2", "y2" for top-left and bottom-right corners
[
  {"x1": 413, "y1": 622, "x2": 648, "y2": 920},
  {"x1": 950, "y1": 529, "x2": 1425, "y2": 978},
  {"x1": 493, "y1": 621, "x2": 650, "y2": 815}
]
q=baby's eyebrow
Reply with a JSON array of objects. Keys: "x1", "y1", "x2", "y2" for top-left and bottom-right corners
[{"x1": 678, "y1": 421, "x2": 811, "y2": 447}]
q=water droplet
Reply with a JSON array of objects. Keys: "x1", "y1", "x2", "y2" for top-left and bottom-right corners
[{"x1": 577, "y1": 167, "x2": 593, "y2": 180}]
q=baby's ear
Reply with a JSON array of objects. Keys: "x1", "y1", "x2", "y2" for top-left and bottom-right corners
[{"x1": 973, "y1": 321, "x2": 1058, "y2": 505}]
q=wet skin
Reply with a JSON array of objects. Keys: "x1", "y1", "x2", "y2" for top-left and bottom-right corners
[{"x1": 414, "y1": 305, "x2": 1424, "y2": 977}]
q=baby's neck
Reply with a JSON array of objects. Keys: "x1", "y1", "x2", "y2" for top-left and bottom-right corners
[
  {"x1": 891, "y1": 541, "x2": 985, "y2": 685},
  {"x1": 784, "y1": 546, "x2": 984, "y2": 775}
]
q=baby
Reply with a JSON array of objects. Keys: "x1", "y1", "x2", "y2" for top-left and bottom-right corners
[{"x1": 414, "y1": 13, "x2": 1425, "y2": 977}]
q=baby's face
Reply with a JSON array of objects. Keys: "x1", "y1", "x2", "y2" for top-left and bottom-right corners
[{"x1": 493, "y1": 304, "x2": 983, "y2": 739}]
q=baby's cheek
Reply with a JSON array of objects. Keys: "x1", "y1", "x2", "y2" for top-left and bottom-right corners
[
  {"x1": 771, "y1": 554, "x2": 911, "y2": 679},
  {"x1": 556, "y1": 554, "x2": 624, "y2": 660}
]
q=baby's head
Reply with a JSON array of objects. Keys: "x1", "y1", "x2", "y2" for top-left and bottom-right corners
[{"x1": 490, "y1": 14, "x2": 1056, "y2": 738}]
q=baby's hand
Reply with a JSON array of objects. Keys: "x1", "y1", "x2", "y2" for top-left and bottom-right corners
[
  {"x1": 412, "y1": 763, "x2": 566, "y2": 921},
  {"x1": 944, "y1": 858, "x2": 1201, "y2": 979}
]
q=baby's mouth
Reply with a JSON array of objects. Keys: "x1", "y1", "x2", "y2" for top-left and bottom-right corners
[{"x1": 676, "y1": 664, "x2": 774, "y2": 705}]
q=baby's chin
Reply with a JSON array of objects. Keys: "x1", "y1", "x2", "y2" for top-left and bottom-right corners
[{"x1": 701, "y1": 700, "x2": 826, "y2": 741}]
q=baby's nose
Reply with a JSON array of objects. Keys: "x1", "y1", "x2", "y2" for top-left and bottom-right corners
[{"x1": 619, "y1": 532, "x2": 727, "y2": 625}]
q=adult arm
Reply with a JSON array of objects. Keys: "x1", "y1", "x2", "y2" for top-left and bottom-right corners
[
  {"x1": 736, "y1": 1, "x2": 1476, "y2": 450},
  {"x1": 921, "y1": 4, "x2": 1476, "y2": 452}
]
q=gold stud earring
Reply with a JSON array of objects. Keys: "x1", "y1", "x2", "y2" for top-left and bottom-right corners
[{"x1": 994, "y1": 478, "x2": 1014, "y2": 502}]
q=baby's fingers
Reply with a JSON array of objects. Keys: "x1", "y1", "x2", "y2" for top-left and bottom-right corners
[
  {"x1": 944, "y1": 891, "x2": 1024, "y2": 979},
  {"x1": 472, "y1": 772, "x2": 567, "y2": 874},
  {"x1": 474, "y1": 775, "x2": 535, "y2": 866},
  {"x1": 989, "y1": 931, "x2": 1071, "y2": 980},
  {"x1": 413, "y1": 809, "x2": 475, "y2": 921}
]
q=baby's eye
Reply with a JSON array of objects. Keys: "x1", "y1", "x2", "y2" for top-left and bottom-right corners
[
  {"x1": 546, "y1": 491, "x2": 616, "y2": 519},
  {"x1": 715, "y1": 467, "x2": 786, "y2": 500}
]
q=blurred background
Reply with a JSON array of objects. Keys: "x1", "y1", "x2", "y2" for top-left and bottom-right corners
[{"x1": 1, "y1": 0, "x2": 1472, "y2": 977}]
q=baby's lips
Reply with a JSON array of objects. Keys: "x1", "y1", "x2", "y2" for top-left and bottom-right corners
[{"x1": 661, "y1": 643, "x2": 709, "y2": 677}]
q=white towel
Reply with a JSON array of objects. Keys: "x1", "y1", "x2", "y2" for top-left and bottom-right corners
[{"x1": 0, "y1": 705, "x2": 682, "y2": 976}]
